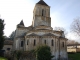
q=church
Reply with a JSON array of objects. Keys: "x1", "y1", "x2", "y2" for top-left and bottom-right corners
[{"x1": 13, "y1": 0, "x2": 68, "y2": 60}]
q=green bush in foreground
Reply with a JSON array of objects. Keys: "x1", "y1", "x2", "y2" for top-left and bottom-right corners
[
  {"x1": 35, "y1": 45, "x2": 54, "y2": 60},
  {"x1": 12, "y1": 45, "x2": 54, "y2": 60},
  {"x1": 0, "y1": 57, "x2": 8, "y2": 60}
]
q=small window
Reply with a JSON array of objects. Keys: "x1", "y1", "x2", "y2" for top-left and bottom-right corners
[
  {"x1": 21, "y1": 41, "x2": 23, "y2": 47},
  {"x1": 57, "y1": 41, "x2": 58, "y2": 47},
  {"x1": 34, "y1": 39, "x2": 36, "y2": 46},
  {"x1": 62, "y1": 42, "x2": 64, "y2": 47},
  {"x1": 42, "y1": 9, "x2": 44, "y2": 16},
  {"x1": 44, "y1": 40, "x2": 46, "y2": 44},
  {"x1": 27, "y1": 40, "x2": 29, "y2": 45},
  {"x1": 7, "y1": 48, "x2": 10, "y2": 51},
  {"x1": 51, "y1": 39, "x2": 54, "y2": 46}
]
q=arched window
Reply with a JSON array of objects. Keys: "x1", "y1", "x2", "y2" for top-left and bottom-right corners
[
  {"x1": 62, "y1": 42, "x2": 64, "y2": 47},
  {"x1": 44, "y1": 40, "x2": 46, "y2": 44},
  {"x1": 42, "y1": 9, "x2": 44, "y2": 16},
  {"x1": 57, "y1": 41, "x2": 58, "y2": 47},
  {"x1": 27, "y1": 40, "x2": 29, "y2": 45},
  {"x1": 21, "y1": 41, "x2": 23, "y2": 47},
  {"x1": 51, "y1": 39, "x2": 54, "y2": 46},
  {"x1": 34, "y1": 39, "x2": 36, "y2": 46}
]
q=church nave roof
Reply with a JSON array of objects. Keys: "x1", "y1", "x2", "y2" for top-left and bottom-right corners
[{"x1": 27, "y1": 33, "x2": 39, "y2": 36}]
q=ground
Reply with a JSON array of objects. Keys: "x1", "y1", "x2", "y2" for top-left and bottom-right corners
[
  {"x1": 68, "y1": 53, "x2": 80, "y2": 60},
  {"x1": 0, "y1": 57, "x2": 8, "y2": 60}
]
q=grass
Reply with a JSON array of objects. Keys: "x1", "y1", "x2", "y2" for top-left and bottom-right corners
[
  {"x1": 0, "y1": 57, "x2": 8, "y2": 60},
  {"x1": 68, "y1": 53, "x2": 80, "y2": 60}
]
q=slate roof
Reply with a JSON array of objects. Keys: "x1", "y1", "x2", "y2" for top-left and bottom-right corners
[
  {"x1": 36, "y1": 0, "x2": 49, "y2": 6},
  {"x1": 27, "y1": 33, "x2": 39, "y2": 36},
  {"x1": 4, "y1": 40, "x2": 13, "y2": 45},
  {"x1": 5, "y1": 38, "x2": 12, "y2": 40},
  {"x1": 16, "y1": 36, "x2": 24, "y2": 38}
]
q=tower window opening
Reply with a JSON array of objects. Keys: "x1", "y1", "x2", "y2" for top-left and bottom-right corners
[{"x1": 42, "y1": 9, "x2": 44, "y2": 16}]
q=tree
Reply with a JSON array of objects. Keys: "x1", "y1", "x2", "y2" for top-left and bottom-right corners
[
  {"x1": 9, "y1": 31, "x2": 15, "y2": 40},
  {"x1": 21, "y1": 50, "x2": 36, "y2": 60},
  {"x1": 12, "y1": 50, "x2": 22, "y2": 60},
  {"x1": 35, "y1": 45, "x2": 54, "y2": 60},
  {"x1": 16, "y1": 51, "x2": 22, "y2": 60},
  {"x1": 54, "y1": 27, "x2": 67, "y2": 36},
  {"x1": 0, "y1": 18, "x2": 5, "y2": 50},
  {"x1": 71, "y1": 18, "x2": 80, "y2": 36},
  {"x1": 67, "y1": 40, "x2": 80, "y2": 45}
]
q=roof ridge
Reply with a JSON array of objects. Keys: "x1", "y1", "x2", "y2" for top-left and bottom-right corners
[
  {"x1": 28, "y1": 33, "x2": 39, "y2": 36},
  {"x1": 43, "y1": 33, "x2": 54, "y2": 36}
]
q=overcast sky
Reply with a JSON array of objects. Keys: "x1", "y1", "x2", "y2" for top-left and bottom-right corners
[{"x1": 0, "y1": 0, "x2": 80, "y2": 42}]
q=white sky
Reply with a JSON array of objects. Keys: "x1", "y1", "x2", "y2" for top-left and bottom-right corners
[
  {"x1": 0, "y1": 0, "x2": 34, "y2": 36},
  {"x1": 0, "y1": 0, "x2": 80, "y2": 42}
]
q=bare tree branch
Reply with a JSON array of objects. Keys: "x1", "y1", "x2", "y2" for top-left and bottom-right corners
[{"x1": 71, "y1": 17, "x2": 80, "y2": 36}]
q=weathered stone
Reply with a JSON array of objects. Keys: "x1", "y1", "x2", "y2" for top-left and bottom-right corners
[{"x1": 12, "y1": 0, "x2": 68, "y2": 60}]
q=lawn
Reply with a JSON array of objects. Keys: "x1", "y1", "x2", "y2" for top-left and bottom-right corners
[
  {"x1": 68, "y1": 53, "x2": 80, "y2": 60},
  {"x1": 0, "y1": 57, "x2": 8, "y2": 60}
]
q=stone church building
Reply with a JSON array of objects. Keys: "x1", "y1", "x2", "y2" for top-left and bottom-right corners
[{"x1": 13, "y1": 0, "x2": 68, "y2": 60}]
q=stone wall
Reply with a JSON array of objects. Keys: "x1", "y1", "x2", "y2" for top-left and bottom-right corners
[{"x1": 33, "y1": 3, "x2": 51, "y2": 27}]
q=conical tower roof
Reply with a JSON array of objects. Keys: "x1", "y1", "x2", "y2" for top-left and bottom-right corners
[
  {"x1": 36, "y1": 0, "x2": 49, "y2": 6},
  {"x1": 19, "y1": 20, "x2": 24, "y2": 26}
]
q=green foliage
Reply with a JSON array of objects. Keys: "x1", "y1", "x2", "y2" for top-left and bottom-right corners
[
  {"x1": 12, "y1": 50, "x2": 36, "y2": 60},
  {"x1": 0, "y1": 19, "x2": 5, "y2": 50},
  {"x1": 35, "y1": 45, "x2": 54, "y2": 60},
  {"x1": 21, "y1": 50, "x2": 36, "y2": 59},
  {"x1": 16, "y1": 51, "x2": 22, "y2": 60},
  {"x1": 12, "y1": 50, "x2": 22, "y2": 60},
  {"x1": 0, "y1": 57, "x2": 8, "y2": 60},
  {"x1": 12, "y1": 46, "x2": 54, "y2": 60}
]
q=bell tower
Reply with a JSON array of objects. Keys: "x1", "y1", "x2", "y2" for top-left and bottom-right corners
[{"x1": 32, "y1": 0, "x2": 51, "y2": 27}]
